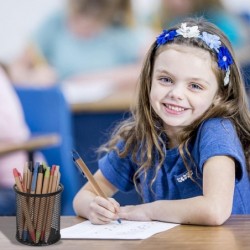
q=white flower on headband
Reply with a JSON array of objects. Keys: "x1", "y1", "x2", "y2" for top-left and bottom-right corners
[
  {"x1": 176, "y1": 23, "x2": 200, "y2": 38},
  {"x1": 200, "y1": 32, "x2": 221, "y2": 52},
  {"x1": 224, "y1": 69, "x2": 230, "y2": 86}
]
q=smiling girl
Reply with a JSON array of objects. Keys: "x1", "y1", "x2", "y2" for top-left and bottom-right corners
[{"x1": 73, "y1": 18, "x2": 250, "y2": 226}]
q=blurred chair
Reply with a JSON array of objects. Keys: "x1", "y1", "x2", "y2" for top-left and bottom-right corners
[{"x1": 14, "y1": 86, "x2": 84, "y2": 215}]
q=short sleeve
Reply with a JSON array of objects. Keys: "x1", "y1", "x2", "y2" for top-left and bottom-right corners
[
  {"x1": 197, "y1": 118, "x2": 246, "y2": 180},
  {"x1": 98, "y1": 141, "x2": 136, "y2": 192}
]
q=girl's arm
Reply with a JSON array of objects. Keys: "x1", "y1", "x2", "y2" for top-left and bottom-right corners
[
  {"x1": 119, "y1": 155, "x2": 235, "y2": 226},
  {"x1": 73, "y1": 170, "x2": 120, "y2": 224}
]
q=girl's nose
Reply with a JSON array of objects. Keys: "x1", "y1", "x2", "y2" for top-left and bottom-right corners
[{"x1": 167, "y1": 83, "x2": 184, "y2": 100}]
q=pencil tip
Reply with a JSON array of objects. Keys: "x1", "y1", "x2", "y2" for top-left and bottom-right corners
[{"x1": 72, "y1": 149, "x2": 80, "y2": 160}]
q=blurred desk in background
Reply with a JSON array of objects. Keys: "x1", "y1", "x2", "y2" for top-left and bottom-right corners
[
  {"x1": 0, "y1": 134, "x2": 60, "y2": 161},
  {"x1": 63, "y1": 82, "x2": 135, "y2": 113},
  {"x1": 71, "y1": 87, "x2": 135, "y2": 113}
]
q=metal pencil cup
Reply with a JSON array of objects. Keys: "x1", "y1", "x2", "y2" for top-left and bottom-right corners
[{"x1": 14, "y1": 184, "x2": 63, "y2": 246}]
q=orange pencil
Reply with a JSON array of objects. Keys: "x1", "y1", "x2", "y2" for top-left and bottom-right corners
[
  {"x1": 35, "y1": 166, "x2": 50, "y2": 243},
  {"x1": 22, "y1": 163, "x2": 28, "y2": 193},
  {"x1": 13, "y1": 168, "x2": 36, "y2": 243},
  {"x1": 33, "y1": 164, "x2": 44, "y2": 230},
  {"x1": 41, "y1": 165, "x2": 56, "y2": 241},
  {"x1": 72, "y1": 150, "x2": 121, "y2": 224},
  {"x1": 44, "y1": 165, "x2": 60, "y2": 243}
]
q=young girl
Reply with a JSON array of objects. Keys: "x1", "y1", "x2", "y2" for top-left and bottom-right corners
[{"x1": 73, "y1": 18, "x2": 250, "y2": 226}]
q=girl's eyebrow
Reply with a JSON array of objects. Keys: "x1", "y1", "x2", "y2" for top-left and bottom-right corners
[{"x1": 155, "y1": 69, "x2": 174, "y2": 77}]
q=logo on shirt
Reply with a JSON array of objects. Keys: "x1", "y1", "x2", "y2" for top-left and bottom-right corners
[{"x1": 176, "y1": 171, "x2": 193, "y2": 183}]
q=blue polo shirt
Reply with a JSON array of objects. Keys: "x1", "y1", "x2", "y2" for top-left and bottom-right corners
[{"x1": 99, "y1": 118, "x2": 250, "y2": 214}]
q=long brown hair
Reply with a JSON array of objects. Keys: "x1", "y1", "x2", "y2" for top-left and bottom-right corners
[{"x1": 99, "y1": 18, "x2": 250, "y2": 195}]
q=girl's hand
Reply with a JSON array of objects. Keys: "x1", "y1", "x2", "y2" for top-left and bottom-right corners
[
  {"x1": 119, "y1": 204, "x2": 151, "y2": 221},
  {"x1": 88, "y1": 196, "x2": 120, "y2": 225}
]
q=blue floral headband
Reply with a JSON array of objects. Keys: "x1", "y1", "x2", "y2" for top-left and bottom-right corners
[{"x1": 156, "y1": 23, "x2": 233, "y2": 86}]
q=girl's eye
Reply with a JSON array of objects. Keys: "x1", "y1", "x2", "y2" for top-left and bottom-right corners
[
  {"x1": 159, "y1": 77, "x2": 173, "y2": 84},
  {"x1": 190, "y1": 83, "x2": 203, "y2": 90}
]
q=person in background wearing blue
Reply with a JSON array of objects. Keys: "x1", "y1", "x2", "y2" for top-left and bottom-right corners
[
  {"x1": 73, "y1": 18, "x2": 250, "y2": 225},
  {"x1": 156, "y1": 0, "x2": 249, "y2": 48},
  {"x1": 9, "y1": 0, "x2": 153, "y2": 87}
]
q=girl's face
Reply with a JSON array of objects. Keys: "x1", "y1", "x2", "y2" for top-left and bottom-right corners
[
  {"x1": 161, "y1": 0, "x2": 196, "y2": 15},
  {"x1": 150, "y1": 44, "x2": 219, "y2": 143},
  {"x1": 68, "y1": 14, "x2": 107, "y2": 38}
]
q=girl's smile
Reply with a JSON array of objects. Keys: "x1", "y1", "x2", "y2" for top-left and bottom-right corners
[
  {"x1": 150, "y1": 44, "x2": 219, "y2": 145},
  {"x1": 163, "y1": 102, "x2": 190, "y2": 115}
]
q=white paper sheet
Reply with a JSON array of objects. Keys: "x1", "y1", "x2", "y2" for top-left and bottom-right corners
[
  {"x1": 61, "y1": 80, "x2": 114, "y2": 104},
  {"x1": 60, "y1": 220, "x2": 179, "y2": 240}
]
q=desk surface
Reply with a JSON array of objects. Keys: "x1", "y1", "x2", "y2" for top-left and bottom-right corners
[
  {"x1": 0, "y1": 215, "x2": 249, "y2": 250},
  {"x1": 0, "y1": 134, "x2": 60, "y2": 156},
  {"x1": 71, "y1": 86, "x2": 136, "y2": 113}
]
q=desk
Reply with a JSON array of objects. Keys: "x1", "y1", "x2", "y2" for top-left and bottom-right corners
[
  {"x1": 0, "y1": 215, "x2": 249, "y2": 250},
  {"x1": 70, "y1": 85, "x2": 135, "y2": 113},
  {"x1": 0, "y1": 134, "x2": 60, "y2": 161},
  {"x1": 0, "y1": 134, "x2": 60, "y2": 156}
]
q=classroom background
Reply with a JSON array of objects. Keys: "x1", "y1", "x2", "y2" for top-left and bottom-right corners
[
  {"x1": 0, "y1": 0, "x2": 249, "y2": 64},
  {"x1": 0, "y1": 0, "x2": 250, "y2": 216}
]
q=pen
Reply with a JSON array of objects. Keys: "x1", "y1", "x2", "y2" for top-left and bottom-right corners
[
  {"x1": 33, "y1": 164, "x2": 44, "y2": 230},
  {"x1": 22, "y1": 163, "x2": 28, "y2": 193},
  {"x1": 72, "y1": 149, "x2": 121, "y2": 224},
  {"x1": 26, "y1": 161, "x2": 33, "y2": 193},
  {"x1": 30, "y1": 162, "x2": 39, "y2": 195}
]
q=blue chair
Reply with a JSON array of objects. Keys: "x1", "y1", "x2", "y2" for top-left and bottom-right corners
[{"x1": 15, "y1": 86, "x2": 84, "y2": 215}]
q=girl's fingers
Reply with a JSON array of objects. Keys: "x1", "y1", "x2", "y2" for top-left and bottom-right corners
[
  {"x1": 108, "y1": 197, "x2": 120, "y2": 212},
  {"x1": 89, "y1": 196, "x2": 119, "y2": 224},
  {"x1": 95, "y1": 196, "x2": 116, "y2": 213},
  {"x1": 90, "y1": 213, "x2": 113, "y2": 225}
]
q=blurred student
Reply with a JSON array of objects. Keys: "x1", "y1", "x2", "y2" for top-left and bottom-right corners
[
  {"x1": 145, "y1": 0, "x2": 250, "y2": 51},
  {"x1": 0, "y1": 66, "x2": 30, "y2": 215},
  {"x1": 9, "y1": 0, "x2": 152, "y2": 87},
  {"x1": 0, "y1": 65, "x2": 46, "y2": 215}
]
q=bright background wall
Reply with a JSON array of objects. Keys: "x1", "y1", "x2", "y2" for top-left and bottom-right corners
[
  {"x1": 0, "y1": 0, "x2": 248, "y2": 64},
  {"x1": 0, "y1": 0, "x2": 65, "y2": 63}
]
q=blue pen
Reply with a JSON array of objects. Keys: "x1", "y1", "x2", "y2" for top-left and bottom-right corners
[{"x1": 30, "y1": 162, "x2": 39, "y2": 194}]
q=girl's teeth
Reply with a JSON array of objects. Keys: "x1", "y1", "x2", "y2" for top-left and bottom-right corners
[{"x1": 166, "y1": 104, "x2": 184, "y2": 112}]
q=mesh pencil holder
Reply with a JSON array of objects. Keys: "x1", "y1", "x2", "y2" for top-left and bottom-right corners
[{"x1": 14, "y1": 184, "x2": 63, "y2": 246}]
